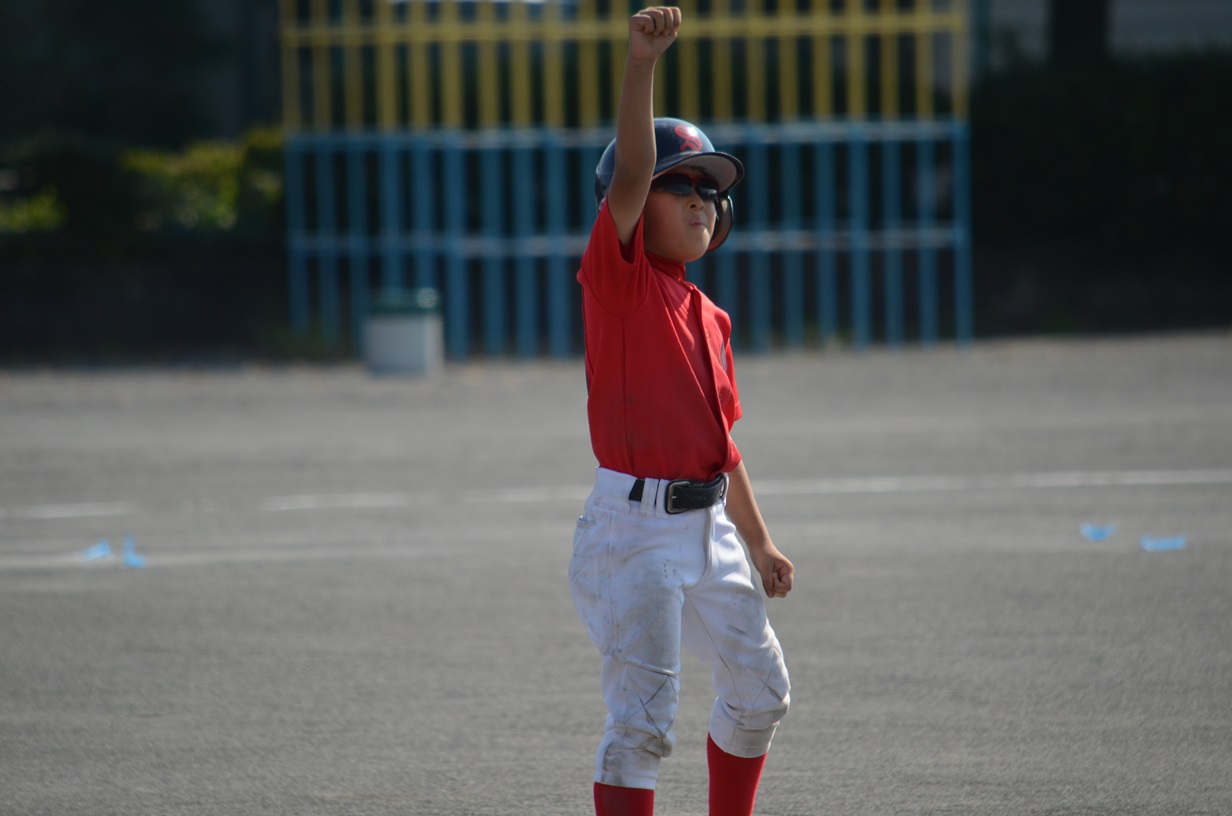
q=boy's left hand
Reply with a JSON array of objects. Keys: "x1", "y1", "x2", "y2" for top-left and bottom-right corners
[{"x1": 751, "y1": 544, "x2": 794, "y2": 599}]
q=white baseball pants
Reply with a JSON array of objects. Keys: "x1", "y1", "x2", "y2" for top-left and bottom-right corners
[{"x1": 569, "y1": 467, "x2": 791, "y2": 790}]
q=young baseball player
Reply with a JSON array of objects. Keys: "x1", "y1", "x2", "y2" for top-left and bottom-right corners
[{"x1": 570, "y1": 7, "x2": 793, "y2": 816}]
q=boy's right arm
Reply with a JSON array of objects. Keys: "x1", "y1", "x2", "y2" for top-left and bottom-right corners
[{"x1": 605, "y1": 7, "x2": 681, "y2": 246}]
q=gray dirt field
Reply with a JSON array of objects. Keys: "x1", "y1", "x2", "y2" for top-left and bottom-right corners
[{"x1": 2, "y1": 331, "x2": 1230, "y2": 815}]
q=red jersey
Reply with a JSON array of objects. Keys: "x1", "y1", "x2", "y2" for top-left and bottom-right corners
[{"x1": 577, "y1": 202, "x2": 742, "y2": 482}]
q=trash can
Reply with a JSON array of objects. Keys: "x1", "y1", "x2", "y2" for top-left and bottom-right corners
[{"x1": 363, "y1": 288, "x2": 443, "y2": 377}]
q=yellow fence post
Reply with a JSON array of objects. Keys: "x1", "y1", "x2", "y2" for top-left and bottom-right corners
[
  {"x1": 376, "y1": 0, "x2": 397, "y2": 130},
  {"x1": 577, "y1": 0, "x2": 600, "y2": 128},
  {"x1": 778, "y1": 0, "x2": 799, "y2": 121},
  {"x1": 711, "y1": 0, "x2": 733, "y2": 122},
  {"x1": 811, "y1": 0, "x2": 834, "y2": 118},
  {"x1": 677, "y1": 0, "x2": 700, "y2": 124},
  {"x1": 916, "y1": 0, "x2": 935, "y2": 118},
  {"x1": 309, "y1": 0, "x2": 331, "y2": 129},
  {"x1": 846, "y1": 0, "x2": 867, "y2": 119},
  {"x1": 881, "y1": 0, "x2": 899, "y2": 119},
  {"x1": 746, "y1": 0, "x2": 766, "y2": 121},
  {"x1": 407, "y1": 0, "x2": 430, "y2": 129},
  {"x1": 512, "y1": 1, "x2": 533, "y2": 127},
  {"x1": 341, "y1": 0, "x2": 364, "y2": 130},
  {"x1": 545, "y1": 0, "x2": 566, "y2": 128},
  {"x1": 440, "y1": 0, "x2": 463, "y2": 128},
  {"x1": 952, "y1": 0, "x2": 970, "y2": 120},
  {"x1": 477, "y1": 0, "x2": 500, "y2": 128}
]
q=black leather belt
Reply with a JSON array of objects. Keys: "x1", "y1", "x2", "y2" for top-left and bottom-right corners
[{"x1": 629, "y1": 475, "x2": 727, "y2": 514}]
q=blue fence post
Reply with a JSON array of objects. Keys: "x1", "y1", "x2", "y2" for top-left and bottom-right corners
[
  {"x1": 712, "y1": 130, "x2": 738, "y2": 330},
  {"x1": 285, "y1": 138, "x2": 310, "y2": 332},
  {"x1": 581, "y1": 143, "x2": 602, "y2": 225},
  {"x1": 917, "y1": 137, "x2": 939, "y2": 345},
  {"x1": 780, "y1": 142, "x2": 804, "y2": 349},
  {"x1": 714, "y1": 248, "x2": 739, "y2": 332},
  {"x1": 315, "y1": 142, "x2": 340, "y2": 345},
  {"x1": 443, "y1": 139, "x2": 469, "y2": 359},
  {"x1": 815, "y1": 139, "x2": 838, "y2": 346},
  {"x1": 410, "y1": 136, "x2": 437, "y2": 291},
  {"x1": 881, "y1": 134, "x2": 905, "y2": 347},
  {"x1": 481, "y1": 145, "x2": 506, "y2": 357},
  {"x1": 545, "y1": 134, "x2": 570, "y2": 358},
  {"x1": 513, "y1": 145, "x2": 538, "y2": 359},
  {"x1": 378, "y1": 138, "x2": 403, "y2": 296},
  {"x1": 347, "y1": 141, "x2": 370, "y2": 352},
  {"x1": 746, "y1": 133, "x2": 771, "y2": 354},
  {"x1": 849, "y1": 128, "x2": 871, "y2": 350},
  {"x1": 576, "y1": 140, "x2": 603, "y2": 349},
  {"x1": 953, "y1": 123, "x2": 974, "y2": 346}
]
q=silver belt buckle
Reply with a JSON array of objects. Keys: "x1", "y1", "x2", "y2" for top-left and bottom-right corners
[{"x1": 664, "y1": 480, "x2": 690, "y2": 514}]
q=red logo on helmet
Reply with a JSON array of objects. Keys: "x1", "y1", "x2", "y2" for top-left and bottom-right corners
[{"x1": 675, "y1": 125, "x2": 703, "y2": 152}]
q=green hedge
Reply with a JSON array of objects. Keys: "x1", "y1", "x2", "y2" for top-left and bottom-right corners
[
  {"x1": 0, "y1": 129, "x2": 290, "y2": 362},
  {"x1": 0, "y1": 128, "x2": 283, "y2": 252}
]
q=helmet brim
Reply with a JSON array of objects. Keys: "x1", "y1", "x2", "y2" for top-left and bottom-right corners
[{"x1": 653, "y1": 151, "x2": 744, "y2": 195}]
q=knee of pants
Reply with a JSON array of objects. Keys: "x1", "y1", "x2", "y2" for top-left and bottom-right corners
[
  {"x1": 604, "y1": 661, "x2": 681, "y2": 748},
  {"x1": 726, "y1": 687, "x2": 790, "y2": 730},
  {"x1": 710, "y1": 687, "x2": 790, "y2": 759},
  {"x1": 766, "y1": 690, "x2": 791, "y2": 725},
  {"x1": 719, "y1": 662, "x2": 791, "y2": 733}
]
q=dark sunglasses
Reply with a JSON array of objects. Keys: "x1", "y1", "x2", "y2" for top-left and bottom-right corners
[{"x1": 651, "y1": 173, "x2": 723, "y2": 203}]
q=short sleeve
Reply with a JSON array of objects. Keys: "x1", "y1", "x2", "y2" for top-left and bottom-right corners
[{"x1": 577, "y1": 200, "x2": 649, "y2": 316}]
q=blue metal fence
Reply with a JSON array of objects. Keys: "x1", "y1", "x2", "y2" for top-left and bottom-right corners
[{"x1": 286, "y1": 120, "x2": 971, "y2": 358}]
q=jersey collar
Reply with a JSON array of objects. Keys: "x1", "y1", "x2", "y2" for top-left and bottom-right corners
[{"x1": 647, "y1": 251, "x2": 688, "y2": 282}]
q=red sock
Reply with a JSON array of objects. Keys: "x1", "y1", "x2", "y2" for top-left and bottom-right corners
[
  {"x1": 707, "y1": 734, "x2": 768, "y2": 816},
  {"x1": 594, "y1": 782, "x2": 654, "y2": 816}
]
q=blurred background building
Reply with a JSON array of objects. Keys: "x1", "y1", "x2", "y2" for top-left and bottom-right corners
[{"x1": 979, "y1": 0, "x2": 1232, "y2": 69}]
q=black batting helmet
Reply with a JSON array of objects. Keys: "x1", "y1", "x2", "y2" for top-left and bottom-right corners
[{"x1": 594, "y1": 117, "x2": 744, "y2": 251}]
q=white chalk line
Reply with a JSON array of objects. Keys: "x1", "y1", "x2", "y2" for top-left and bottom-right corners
[
  {"x1": 3, "y1": 469, "x2": 1230, "y2": 523},
  {"x1": 258, "y1": 493, "x2": 412, "y2": 512},
  {"x1": 263, "y1": 468, "x2": 1232, "y2": 509},
  {"x1": 2, "y1": 469, "x2": 1228, "y2": 571},
  {"x1": 0, "y1": 501, "x2": 141, "y2": 521},
  {"x1": 754, "y1": 468, "x2": 1232, "y2": 497}
]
